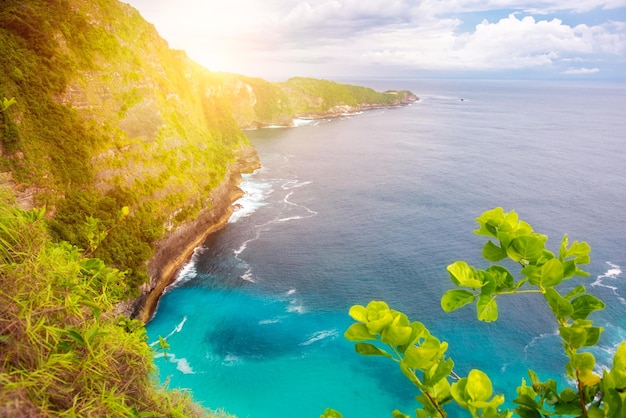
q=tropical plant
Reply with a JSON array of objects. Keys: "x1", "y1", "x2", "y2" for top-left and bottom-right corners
[
  {"x1": 0, "y1": 191, "x2": 227, "y2": 417},
  {"x1": 336, "y1": 207, "x2": 625, "y2": 418}
]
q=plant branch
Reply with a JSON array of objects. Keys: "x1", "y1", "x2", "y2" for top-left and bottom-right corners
[
  {"x1": 423, "y1": 389, "x2": 446, "y2": 417},
  {"x1": 576, "y1": 370, "x2": 589, "y2": 418}
]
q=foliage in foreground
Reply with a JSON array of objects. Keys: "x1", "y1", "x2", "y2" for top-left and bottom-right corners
[
  {"x1": 331, "y1": 207, "x2": 626, "y2": 418},
  {"x1": 0, "y1": 192, "x2": 230, "y2": 417}
]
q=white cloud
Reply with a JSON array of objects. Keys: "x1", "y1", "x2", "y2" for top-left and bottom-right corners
[
  {"x1": 562, "y1": 67, "x2": 601, "y2": 74},
  {"x1": 124, "y1": 0, "x2": 626, "y2": 78}
]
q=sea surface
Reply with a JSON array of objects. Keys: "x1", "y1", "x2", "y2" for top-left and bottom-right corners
[{"x1": 146, "y1": 79, "x2": 626, "y2": 417}]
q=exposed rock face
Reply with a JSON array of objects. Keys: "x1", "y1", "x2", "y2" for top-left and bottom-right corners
[
  {"x1": 122, "y1": 144, "x2": 261, "y2": 322},
  {"x1": 1, "y1": 0, "x2": 417, "y2": 323}
]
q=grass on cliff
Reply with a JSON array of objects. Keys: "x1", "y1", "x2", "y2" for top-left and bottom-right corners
[
  {"x1": 1, "y1": 0, "x2": 249, "y2": 294},
  {"x1": 281, "y1": 77, "x2": 411, "y2": 114},
  {"x1": 0, "y1": 190, "x2": 232, "y2": 417}
]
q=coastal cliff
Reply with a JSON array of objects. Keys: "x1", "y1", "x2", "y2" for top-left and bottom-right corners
[
  {"x1": 220, "y1": 74, "x2": 418, "y2": 129},
  {"x1": 0, "y1": 0, "x2": 417, "y2": 321},
  {"x1": 132, "y1": 145, "x2": 260, "y2": 322},
  {"x1": 0, "y1": 0, "x2": 416, "y2": 415}
]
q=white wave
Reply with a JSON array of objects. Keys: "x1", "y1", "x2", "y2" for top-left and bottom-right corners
[
  {"x1": 223, "y1": 354, "x2": 240, "y2": 365},
  {"x1": 523, "y1": 330, "x2": 559, "y2": 355},
  {"x1": 286, "y1": 289, "x2": 297, "y2": 296},
  {"x1": 152, "y1": 352, "x2": 195, "y2": 374},
  {"x1": 278, "y1": 216, "x2": 304, "y2": 222},
  {"x1": 164, "y1": 257, "x2": 198, "y2": 291},
  {"x1": 229, "y1": 176, "x2": 273, "y2": 223},
  {"x1": 282, "y1": 190, "x2": 318, "y2": 218},
  {"x1": 281, "y1": 180, "x2": 312, "y2": 190},
  {"x1": 287, "y1": 300, "x2": 306, "y2": 314},
  {"x1": 300, "y1": 329, "x2": 339, "y2": 346},
  {"x1": 293, "y1": 118, "x2": 316, "y2": 127},
  {"x1": 259, "y1": 318, "x2": 282, "y2": 325},
  {"x1": 592, "y1": 262, "x2": 625, "y2": 305},
  {"x1": 149, "y1": 316, "x2": 188, "y2": 347},
  {"x1": 175, "y1": 357, "x2": 195, "y2": 374},
  {"x1": 240, "y1": 270, "x2": 256, "y2": 283}
]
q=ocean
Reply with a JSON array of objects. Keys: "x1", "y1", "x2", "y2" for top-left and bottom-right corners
[{"x1": 146, "y1": 79, "x2": 626, "y2": 417}]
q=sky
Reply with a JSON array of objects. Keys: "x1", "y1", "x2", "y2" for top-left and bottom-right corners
[{"x1": 123, "y1": 0, "x2": 626, "y2": 81}]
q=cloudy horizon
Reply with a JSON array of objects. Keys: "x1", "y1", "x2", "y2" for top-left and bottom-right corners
[{"x1": 124, "y1": 0, "x2": 626, "y2": 81}]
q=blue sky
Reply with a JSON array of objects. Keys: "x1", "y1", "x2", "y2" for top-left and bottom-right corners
[{"x1": 124, "y1": 0, "x2": 626, "y2": 81}]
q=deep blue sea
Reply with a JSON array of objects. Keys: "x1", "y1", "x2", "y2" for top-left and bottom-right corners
[{"x1": 146, "y1": 79, "x2": 626, "y2": 417}]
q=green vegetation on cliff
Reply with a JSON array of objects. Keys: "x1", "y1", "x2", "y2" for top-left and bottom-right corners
[
  {"x1": 0, "y1": 190, "x2": 233, "y2": 417},
  {"x1": 0, "y1": 0, "x2": 250, "y2": 291},
  {"x1": 219, "y1": 74, "x2": 418, "y2": 129},
  {"x1": 0, "y1": 0, "x2": 418, "y2": 415},
  {"x1": 0, "y1": 0, "x2": 414, "y2": 294}
]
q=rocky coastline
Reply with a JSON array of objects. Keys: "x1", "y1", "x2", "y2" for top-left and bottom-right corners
[
  {"x1": 120, "y1": 144, "x2": 261, "y2": 323},
  {"x1": 264, "y1": 93, "x2": 419, "y2": 128},
  {"x1": 123, "y1": 94, "x2": 418, "y2": 323}
]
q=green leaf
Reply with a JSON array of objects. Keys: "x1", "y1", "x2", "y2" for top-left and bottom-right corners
[
  {"x1": 562, "y1": 259, "x2": 577, "y2": 278},
  {"x1": 447, "y1": 261, "x2": 482, "y2": 289},
  {"x1": 404, "y1": 336, "x2": 445, "y2": 369},
  {"x1": 559, "y1": 326, "x2": 587, "y2": 350},
  {"x1": 564, "y1": 285, "x2": 586, "y2": 299},
  {"x1": 544, "y1": 288, "x2": 573, "y2": 320},
  {"x1": 474, "y1": 207, "x2": 506, "y2": 238},
  {"x1": 348, "y1": 305, "x2": 368, "y2": 323},
  {"x1": 399, "y1": 359, "x2": 423, "y2": 387},
  {"x1": 513, "y1": 393, "x2": 538, "y2": 409},
  {"x1": 477, "y1": 294, "x2": 498, "y2": 322},
  {"x1": 483, "y1": 240, "x2": 507, "y2": 261},
  {"x1": 507, "y1": 236, "x2": 545, "y2": 263},
  {"x1": 441, "y1": 289, "x2": 475, "y2": 312},
  {"x1": 521, "y1": 265, "x2": 541, "y2": 286},
  {"x1": 567, "y1": 240, "x2": 591, "y2": 264},
  {"x1": 344, "y1": 323, "x2": 376, "y2": 341},
  {"x1": 486, "y1": 265, "x2": 515, "y2": 290},
  {"x1": 320, "y1": 408, "x2": 343, "y2": 418},
  {"x1": 540, "y1": 258, "x2": 564, "y2": 288},
  {"x1": 451, "y1": 377, "x2": 469, "y2": 407},
  {"x1": 80, "y1": 300, "x2": 102, "y2": 322},
  {"x1": 514, "y1": 407, "x2": 542, "y2": 418},
  {"x1": 66, "y1": 329, "x2": 85, "y2": 345},
  {"x1": 466, "y1": 369, "x2": 493, "y2": 402},
  {"x1": 424, "y1": 357, "x2": 454, "y2": 387},
  {"x1": 584, "y1": 327, "x2": 603, "y2": 346},
  {"x1": 381, "y1": 313, "x2": 413, "y2": 346},
  {"x1": 479, "y1": 270, "x2": 497, "y2": 295},
  {"x1": 354, "y1": 342, "x2": 391, "y2": 358},
  {"x1": 397, "y1": 321, "x2": 428, "y2": 352},
  {"x1": 391, "y1": 411, "x2": 411, "y2": 418},
  {"x1": 571, "y1": 294, "x2": 606, "y2": 320},
  {"x1": 353, "y1": 301, "x2": 395, "y2": 334},
  {"x1": 559, "y1": 234, "x2": 569, "y2": 260},
  {"x1": 609, "y1": 342, "x2": 626, "y2": 387},
  {"x1": 553, "y1": 403, "x2": 584, "y2": 416},
  {"x1": 571, "y1": 352, "x2": 596, "y2": 372}
]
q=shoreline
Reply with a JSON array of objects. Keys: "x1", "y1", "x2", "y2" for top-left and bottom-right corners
[
  {"x1": 121, "y1": 144, "x2": 261, "y2": 323},
  {"x1": 126, "y1": 97, "x2": 417, "y2": 323},
  {"x1": 240, "y1": 95, "x2": 419, "y2": 130}
]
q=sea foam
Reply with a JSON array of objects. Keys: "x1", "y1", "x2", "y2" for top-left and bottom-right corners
[{"x1": 592, "y1": 262, "x2": 625, "y2": 305}]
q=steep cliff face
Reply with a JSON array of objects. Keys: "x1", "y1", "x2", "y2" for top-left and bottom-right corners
[
  {"x1": 0, "y1": 0, "x2": 258, "y2": 297},
  {"x1": 0, "y1": 0, "x2": 416, "y2": 317}
]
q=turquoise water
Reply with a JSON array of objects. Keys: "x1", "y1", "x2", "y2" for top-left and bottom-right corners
[{"x1": 147, "y1": 79, "x2": 626, "y2": 417}]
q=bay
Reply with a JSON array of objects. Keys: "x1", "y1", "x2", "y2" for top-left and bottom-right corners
[{"x1": 146, "y1": 79, "x2": 626, "y2": 417}]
